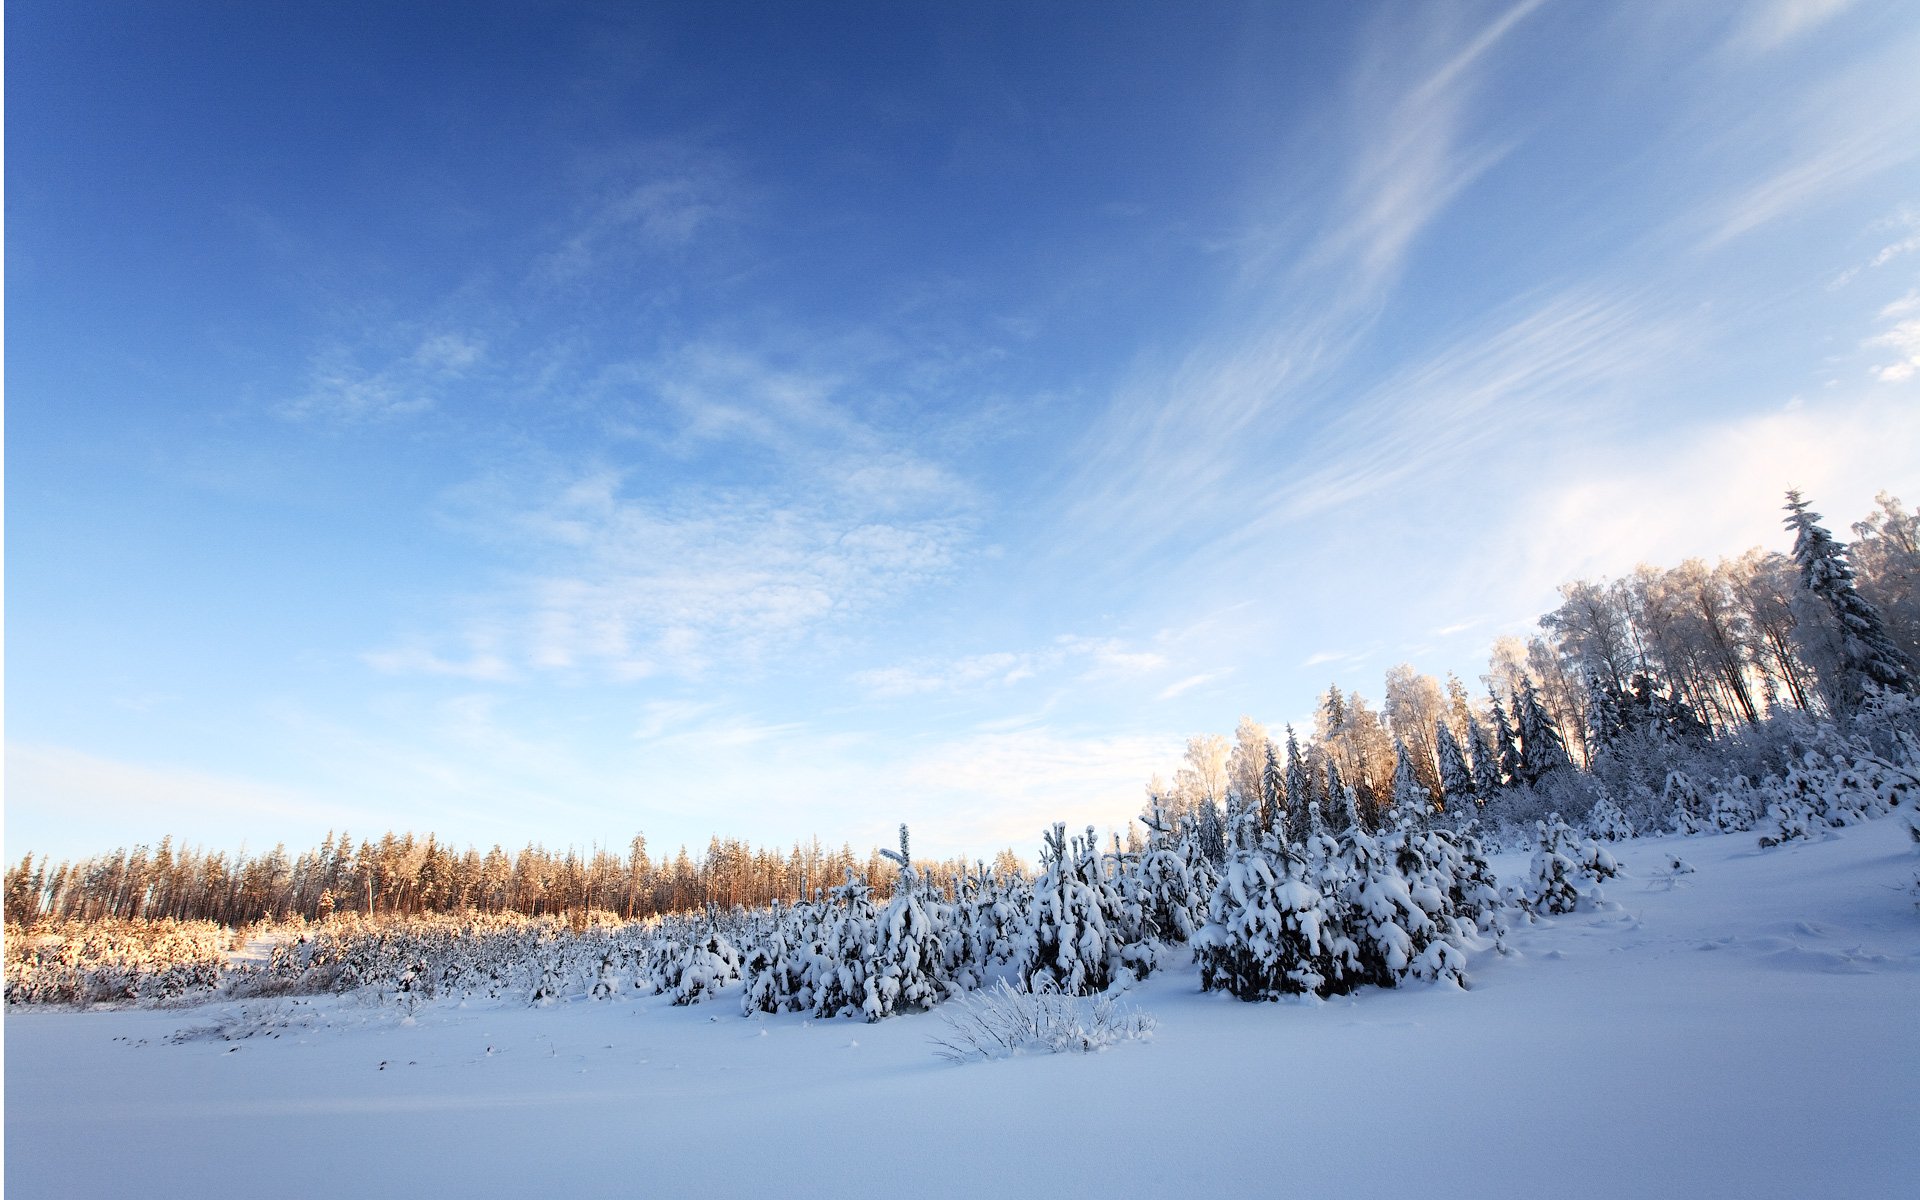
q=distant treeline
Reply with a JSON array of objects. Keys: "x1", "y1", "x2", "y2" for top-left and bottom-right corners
[{"x1": 4, "y1": 831, "x2": 1029, "y2": 929}]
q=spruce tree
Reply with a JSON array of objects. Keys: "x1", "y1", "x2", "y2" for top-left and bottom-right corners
[
  {"x1": 1389, "y1": 738, "x2": 1429, "y2": 829},
  {"x1": 1489, "y1": 694, "x2": 1520, "y2": 786},
  {"x1": 1784, "y1": 490, "x2": 1916, "y2": 709},
  {"x1": 1284, "y1": 725, "x2": 1314, "y2": 825},
  {"x1": 1435, "y1": 718, "x2": 1474, "y2": 809},
  {"x1": 1514, "y1": 681, "x2": 1573, "y2": 785},
  {"x1": 1467, "y1": 713, "x2": 1504, "y2": 798},
  {"x1": 1261, "y1": 741, "x2": 1287, "y2": 836}
]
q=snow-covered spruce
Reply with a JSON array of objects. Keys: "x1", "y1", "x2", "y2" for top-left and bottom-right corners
[
  {"x1": 1194, "y1": 812, "x2": 1354, "y2": 1000},
  {"x1": 1524, "y1": 814, "x2": 1619, "y2": 916},
  {"x1": 1585, "y1": 795, "x2": 1635, "y2": 842},
  {"x1": 862, "y1": 826, "x2": 949, "y2": 1021},
  {"x1": 1019, "y1": 825, "x2": 1123, "y2": 997}
]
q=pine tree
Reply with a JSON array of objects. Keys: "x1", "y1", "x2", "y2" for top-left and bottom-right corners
[
  {"x1": 1784, "y1": 489, "x2": 1915, "y2": 709},
  {"x1": 1021, "y1": 824, "x2": 1116, "y2": 996},
  {"x1": 1195, "y1": 808, "x2": 1353, "y2": 999}
]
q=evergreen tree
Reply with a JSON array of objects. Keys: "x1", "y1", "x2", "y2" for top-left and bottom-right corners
[
  {"x1": 1021, "y1": 824, "x2": 1116, "y2": 996},
  {"x1": 1514, "y1": 681, "x2": 1573, "y2": 785},
  {"x1": 1784, "y1": 490, "x2": 1915, "y2": 709},
  {"x1": 1389, "y1": 738, "x2": 1429, "y2": 829},
  {"x1": 1284, "y1": 725, "x2": 1314, "y2": 822},
  {"x1": 865, "y1": 825, "x2": 947, "y2": 1020},
  {"x1": 1260, "y1": 741, "x2": 1287, "y2": 836},
  {"x1": 1467, "y1": 712, "x2": 1504, "y2": 797},
  {"x1": 1489, "y1": 694, "x2": 1520, "y2": 786},
  {"x1": 1195, "y1": 808, "x2": 1353, "y2": 999},
  {"x1": 1435, "y1": 717, "x2": 1474, "y2": 808}
]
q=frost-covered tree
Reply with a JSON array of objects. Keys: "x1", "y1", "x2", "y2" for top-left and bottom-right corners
[
  {"x1": 1488, "y1": 694, "x2": 1520, "y2": 787},
  {"x1": 1135, "y1": 802, "x2": 1201, "y2": 944},
  {"x1": 1435, "y1": 717, "x2": 1474, "y2": 809},
  {"x1": 1388, "y1": 737, "x2": 1430, "y2": 829},
  {"x1": 1514, "y1": 681, "x2": 1573, "y2": 785},
  {"x1": 863, "y1": 825, "x2": 947, "y2": 1020},
  {"x1": 1195, "y1": 810, "x2": 1353, "y2": 1000},
  {"x1": 1785, "y1": 490, "x2": 1915, "y2": 710},
  {"x1": 1260, "y1": 740, "x2": 1287, "y2": 835},
  {"x1": 1665, "y1": 769, "x2": 1711, "y2": 835},
  {"x1": 1524, "y1": 814, "x2": 1618, "y2": 915},
  {"x1": 1021, "y1": 825, "x2": 1118, "y2": 996},
  {"x1": 1584, "y1": 795, "x2": 1634, "y2": 842},
  {"x1": 1467, "y1": 711, "x2": 1504, "y2": 797},
  {"x1": 1284, "y1": 724, "x2": 1314, "y2": 819}
]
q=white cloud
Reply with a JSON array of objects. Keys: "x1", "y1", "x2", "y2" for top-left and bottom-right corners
[
  {"x1": 1866, "y1": 295, "x2": 1920, "y2": 382},
  {"x1": 890, "y1": 728, "x2": 1182, "y2": 853},
  {"x1": 4, "y1": 744, "x2": 383, "y2": 859},
  {"x1": 380, "y1": 466, "x2": 975, "y2": 684},
  {"x1": 284, "y1": 331, "x2": 487, "y2": 423},
  {"x1": 534, "y1": 153, "x2": 737, "y2": 283},
  {"x1": 363, "y1": 633, "x2": 515, "y2": 681},
  {"x1": 1724, "y1": 0, "x2": 1856, "y2": 56},
  {"x1": 1699, "y1": 32, "x2": 1920, "y2": 249},
  {"x1": 854, "y1": 635, "x2": 1169, "y2": 699},
  {"x1": 1158, "y1": 670, "x2": 1230, "y2": 701},
  {"x1": 1463, "y1": 388, "x2": 1920, "y2": 622}
]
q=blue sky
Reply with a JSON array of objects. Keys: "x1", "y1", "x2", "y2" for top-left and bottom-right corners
[{"x1": 8, "y1": 0, "x2": 1920, "y2": 865}]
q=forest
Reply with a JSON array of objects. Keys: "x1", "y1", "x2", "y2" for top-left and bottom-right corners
[
  {"x1": 6, "y1": 489, "x2": 1916, "y2": 931},
  {"x1": 4, "y1": 490, "x2": 1917, "y2": 1016}
]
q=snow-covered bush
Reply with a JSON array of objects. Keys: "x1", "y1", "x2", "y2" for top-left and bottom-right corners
[
  {"x1": 4, "y1": 919, "x2": 229, "y2": 1007},
  {"x1": 929, "y1": 978, "x2": 1153, "y2": 1063}
]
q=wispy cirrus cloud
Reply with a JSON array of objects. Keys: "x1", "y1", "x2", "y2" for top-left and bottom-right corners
[
  {"x1": 532, "y1": 145, "x2": 742, "y2": 284},
  {"x1": 1866, "y1": 291, "x2": 1920, "y2": 382},
  {"x1": 1722, "y1": 0, "x2": 1857, "y2": 57},
  {"x1": 1157, "y1": 670, "x2": 1230, "y2": 701},
  {"x1": 1061, "y1": 2, "x2": 1545, "y2": 564},
  {"x1": 490, "y1": 473, "x2": 971, "y2": 681},
  {"x1": 1696, "y1": 27, "x2": 1920, "y2": 250},
  {"x1": 283, "y1": 331, "x2": 488, "y2": 423},
  {"x1": 853, "y1": 635, "x2": 1168, "y2": 699},
  {"x1": 1317, "y1": 0, "x2": 1543, "y2": 293}
]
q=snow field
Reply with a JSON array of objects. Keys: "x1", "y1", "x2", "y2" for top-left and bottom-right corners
[{"x1": 7, "y1": 814, "x2": 1916, "y2": 1199}]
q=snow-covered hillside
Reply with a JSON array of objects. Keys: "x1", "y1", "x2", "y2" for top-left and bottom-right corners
[{"x1": 7, "y1": 815, "x2": 1916, "y2": 1199}]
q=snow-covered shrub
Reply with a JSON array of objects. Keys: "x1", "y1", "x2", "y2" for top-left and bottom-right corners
[
  {"x1": 1708, "y1": 776, "x2": 1760, "y2": 833},
  {"x1": 929, "y1": 978, "x2": 1153, "y2": 1063},
  {"x1": 4, "y1": 919, "x2": 229, "y2": 1007}
]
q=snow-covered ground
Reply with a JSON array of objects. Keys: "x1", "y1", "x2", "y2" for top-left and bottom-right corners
[{"x1": 7, "y1": 817, "x2": 1917, "y2": 1199}]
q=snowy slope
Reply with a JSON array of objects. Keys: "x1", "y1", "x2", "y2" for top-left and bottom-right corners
[{"x1": 7, "y1": 816, "x2": 1917, "y2": 1200}]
